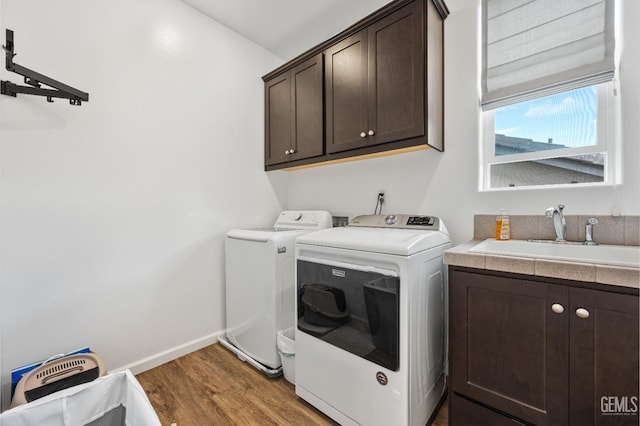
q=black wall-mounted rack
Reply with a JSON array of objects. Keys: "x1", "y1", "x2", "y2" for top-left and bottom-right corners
[{"x1": 1, "y1": 29, "x2": 89, "y2": 105}]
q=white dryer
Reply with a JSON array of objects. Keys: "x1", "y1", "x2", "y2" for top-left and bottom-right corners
[
  {"x1": 295, "y1": 214, "x2": 451, "y2": 426},
  {"x1": 219, "y1": 210, "x2": 332, "y2": 377}
]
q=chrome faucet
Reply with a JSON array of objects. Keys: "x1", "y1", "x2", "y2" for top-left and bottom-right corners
[
  {"x1": 545, "y1": 204, "x2": 566, "y2": 242},
  {"x1": 584, "y1": 218, "x2": 598, "y2": 245}
]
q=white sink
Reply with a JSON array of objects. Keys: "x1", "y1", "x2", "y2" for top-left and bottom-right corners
[{"x1": 469, "y1": 239, "x2": 640, "y2": 268}]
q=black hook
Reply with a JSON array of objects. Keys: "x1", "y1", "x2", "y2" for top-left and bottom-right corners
[{"x1": 24, "y1": 76, "x2": 41, "y2": 87}]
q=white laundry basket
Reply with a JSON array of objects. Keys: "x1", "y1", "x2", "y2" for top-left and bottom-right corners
[
  {"x1": 277, "y1": 327, "x2": 295, "y2": 384},
  {"x1": 0, "y1": 370, "x2": 160, "y2": 426}
]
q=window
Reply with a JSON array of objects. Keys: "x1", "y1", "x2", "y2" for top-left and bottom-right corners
[
  {"x1": 480, "y1": 0, "x2": 618, "y2": 191},
  {"x1": 482, "y1": 83, "x2": 615, "y2": 189}
]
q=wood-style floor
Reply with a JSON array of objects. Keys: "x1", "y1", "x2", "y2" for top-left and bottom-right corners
[{"x1": 136, "y1": 343, "x2": 449, "y2": 426}]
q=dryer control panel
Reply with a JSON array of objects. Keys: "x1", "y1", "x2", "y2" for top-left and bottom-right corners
[{"x1": 350, "y1": 214, "x2": 441, "y2": 230}]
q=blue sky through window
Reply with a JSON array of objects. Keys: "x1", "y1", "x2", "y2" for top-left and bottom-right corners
[{"x1": 494, "y1": 86, "x2": 598, "y2": 149}]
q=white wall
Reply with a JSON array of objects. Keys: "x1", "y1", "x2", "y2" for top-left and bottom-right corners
[
  {"x1": 286, "y1": 0, "x2": 640, "y2": 245},
  {"x1": 0, "y1": 0, "x2": 287, "y2": 408},
  {"x1": 0, "y1": 0, "x2": 637, "y2": 413}
]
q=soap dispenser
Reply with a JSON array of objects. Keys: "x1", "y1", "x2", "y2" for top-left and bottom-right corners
[{"x1": 495, "y1": 209, "x2": 511, "y2": 240}]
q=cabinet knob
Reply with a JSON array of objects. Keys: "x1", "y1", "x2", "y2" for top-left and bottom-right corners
[
  {"x1": 289, "y1": 149, "x2": 295, "y2": 154},
  {"x1": 575, "y1": 308, "x2": 590, "y2": 319},
  {"x1": 285, "y1": 149, "x2": 290, "y2": 155},
  {"x1": 368, "y1": 129, "x2": 375, "y2": 136},
  {"x1": 360, "y1": 131, "x2": 367, "y2": 138},
  {"x1": 551, "y1": 303, "x2": 564, "y2": 314}
]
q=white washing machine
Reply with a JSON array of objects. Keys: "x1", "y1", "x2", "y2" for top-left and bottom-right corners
[
  {"x1": 219, "y1": 210, "x2": 332, "y2": 377},
  {"x1": 295, "y1": 214, "x2": 451, "y2": 426}
]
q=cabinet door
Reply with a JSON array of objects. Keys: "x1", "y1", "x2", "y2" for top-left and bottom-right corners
[
  {"x1": 450, "y1": 270, "x2": 569, "y2": 425},
  {"x1": 264, "y1": 73, "x2": 292, "y2": 166},
  {"x1": 290, "y1": 54, "x2": 324, "y2": 161},
  {"x1": 368, "y1": 0, "x2": 424, "y2": 145},
  {"x1": 569, "y1": 288, "x2": 639, "y2": 426},
  {"x1": 265, "y1": 55, "x2": 324, "y2": 167},
  {"x1": 325, "y1": 1, "x2": 425, "y2": 155},
  {"x1": 325, "y1": 31, "x2": 369, "y2": 153}
]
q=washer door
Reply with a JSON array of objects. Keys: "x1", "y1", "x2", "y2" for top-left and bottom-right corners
[{"x1": 296, "y1": 259, "x2": 400, "y2": 371}]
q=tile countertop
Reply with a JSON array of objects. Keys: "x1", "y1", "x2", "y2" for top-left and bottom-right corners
[{"x1": 444, "y1": 240, "x2": 640, "y2": 290}]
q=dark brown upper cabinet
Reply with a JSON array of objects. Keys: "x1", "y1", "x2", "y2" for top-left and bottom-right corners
[
  {"x1": 325, "y1": 0, "x2": 425, "y2": 154},
  {"x1": 264, "y1": 54, "x2": 324, "y2": 167},
  {"x1": 262, "y1": 0, "x2": 448, "y2": 171}
]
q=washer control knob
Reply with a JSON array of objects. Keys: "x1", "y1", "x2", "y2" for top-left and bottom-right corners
[
  {"x1": 385, "y1": 215, "x2": 397, "y2": 225},
  {"x1": 294, "y1": 213, "x2": 303, "y2": 221}
]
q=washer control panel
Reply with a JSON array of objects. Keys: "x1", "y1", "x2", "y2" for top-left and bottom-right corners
[
  {"x1": 273, "y1": 210, "x2": 333, "y2": 230},
  {"x1": 350, "y1": 214, "x2": 440, "y2": 230}
]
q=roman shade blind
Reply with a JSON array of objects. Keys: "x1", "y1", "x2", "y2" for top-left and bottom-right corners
[{"x1": 481, "y1": 0, "x2": 615, "y2": 110}]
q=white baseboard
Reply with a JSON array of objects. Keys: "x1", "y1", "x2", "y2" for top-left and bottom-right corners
[{"x1": 110, "y1": 330, "x2": 225, "y2": 376}]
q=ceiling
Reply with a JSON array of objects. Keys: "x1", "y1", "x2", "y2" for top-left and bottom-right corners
[{"x1": 180, "y1": 0, "x2": 391, "y2": 60}]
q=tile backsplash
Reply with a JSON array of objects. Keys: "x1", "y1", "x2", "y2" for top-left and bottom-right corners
[{"x1": 474, "y1": 214, "x2": 640, "y2": 246}]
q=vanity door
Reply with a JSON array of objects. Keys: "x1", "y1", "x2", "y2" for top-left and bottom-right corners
[
  {"x1": 449, "y1": 270, "x2": 570, "y2": 425},
  {"x1": 569, "y1": 287, "x2": 639, "y2": 426}
]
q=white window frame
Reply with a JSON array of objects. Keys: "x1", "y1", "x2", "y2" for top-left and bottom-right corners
[{"x1": 479, "y1": 81, "x2": 619, "y2": 192}]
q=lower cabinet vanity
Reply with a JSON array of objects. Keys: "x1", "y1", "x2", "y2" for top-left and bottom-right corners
[{"x1": 448, "y1": 267, "x2": 639, "y2": 426}]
